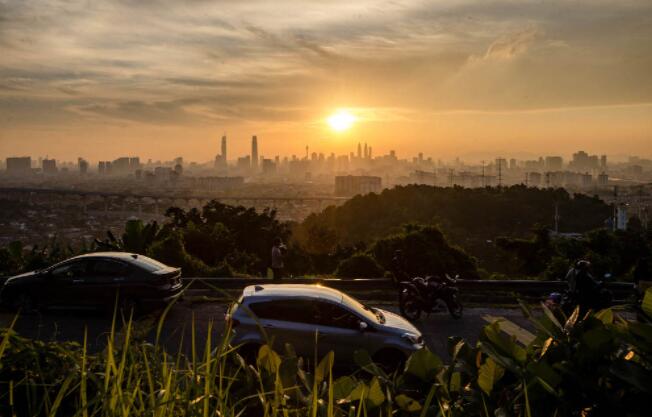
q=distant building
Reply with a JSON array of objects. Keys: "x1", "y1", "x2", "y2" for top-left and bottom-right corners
[
  {"x1": 251, "y1": 136, "x2": 258, "y2": 171},
  {"x1": 78, "y1": 158, "x2": 89, "y2": 175},
  {"x1": 261, "y1": 158, "x2": 276, "y2": 175},
  {"x1": 98, "y1": 161, "x2": 112, "y2": 175},
  {"x1": 409, "y1": 170, "x2": 437, "y2": 185},
  {"x1": 6, "y1": 157, "x2": 32, "y2": 175},
  {"x1": 214, "y1": 135, "x2": 228, "y2": 169},
  {"x1": 545, "y1": 156, "x2": 563, "y2": 171},
  {"x1": 42, "y1": 159, "x2": 57, "y2": 174},
  {"x1": 597, "y1": 172, "x2": 608, "y2": 186},
  {"x1": 237, "y1": 156, "x2": 251, "y2": 172},
  {"x1": 335, "y1": 175, "x2": 382, "y2": 196},
  {"x1": 527, "y1": 172, "x2": 542, "y2": 186},
  {"x1": 196, "y1": 176, "x2": 244, "y2": 191}
]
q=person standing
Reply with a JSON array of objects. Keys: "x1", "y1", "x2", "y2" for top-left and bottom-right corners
[{"x1": 271, "y1": 238, "x2": 285, "y2": 280}]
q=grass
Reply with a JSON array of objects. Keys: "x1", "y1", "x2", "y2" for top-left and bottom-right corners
[{"x1": 0, "y1": 285, "x2": 650, "y2": 416}]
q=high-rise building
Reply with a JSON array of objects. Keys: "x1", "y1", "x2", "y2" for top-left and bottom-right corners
[
  {"x1": 364, "y1": 143, "x2": 368, "y2": 159},
  {"x1": 5, "y1": 157, "x2": 32, "y2": 175},
  {"x1": 42, "y1": 158, "x2": 57, "y2": 174},
  {"x1": 545, "y1": 156, "x2": 563, "y2": 171},
  {"x1": 600, "y1": 155, "x2": 607, "y2": 170},
  {"x1": 221, "y1": 135, "x2": 227, "y2": 162},
  {"x1": 251, "y1": 135, "x2": 258, "y2": 170},
  {"x1": 357, "y1": 143, "x2": 362, "y2": 159},
  {"x1": 78, "y1": 158, "x2": 89, "y2": 175}
]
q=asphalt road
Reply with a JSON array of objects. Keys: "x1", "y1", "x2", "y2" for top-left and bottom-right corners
[{"x1": 0, "y1": 297, "x2": 535, "y2": 361}]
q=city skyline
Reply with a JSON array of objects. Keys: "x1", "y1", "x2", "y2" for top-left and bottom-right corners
[{"x1": 1, "y1": 1, "x2": 651, "y2": 161}]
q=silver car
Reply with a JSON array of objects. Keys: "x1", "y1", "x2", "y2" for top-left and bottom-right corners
[{"x1": 226, "y1": 284, "x2": 424, "y2": 367}]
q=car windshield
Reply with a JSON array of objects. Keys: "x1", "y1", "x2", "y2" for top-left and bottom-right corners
[
  {"x1": 131, "y1": 255, "x2": 169, "y2": 272},
  {"x1": 341, "y1": 292, "x2": 385, "y2": 324}
]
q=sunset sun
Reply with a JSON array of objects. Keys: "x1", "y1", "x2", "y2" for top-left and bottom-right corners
[{"x1": 327, "y1": 110, "x2": 356, "y2": 132}]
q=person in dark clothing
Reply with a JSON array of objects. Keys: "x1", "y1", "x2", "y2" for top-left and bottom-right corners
[
  {"x1": 390, "y1": 250, "x2": 408, "y2": 285},
  {"x1": 271, "y1": 238, "x2": 286, "y2": 280},
  {"x1": 565, "y1": 260, "x2": 611, "y2": 310}
]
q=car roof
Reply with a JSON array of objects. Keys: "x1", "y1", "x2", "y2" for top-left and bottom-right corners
[
  {"x1": 65, "y1": 252, "x2": 171, "y2": 269},
  {"x1": 242, "y1": 284, "x2": 344, "y2": 304}
]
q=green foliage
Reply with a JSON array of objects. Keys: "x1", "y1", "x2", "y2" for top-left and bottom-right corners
[
  {"x1": 0, "y1": 238, "x2": 77, "y2": 276},
  {"x1": 297, "y1": 185, "x2": 611, "y2": 274},
  {"x1": 498, "y1": 227, "x2": 652, "y2": 280},
  {"x1": 1, "y1": 303, "x2": 652, "y2": 416},
  {"x1": 371, "y1": 224, "x2": 479, "y2": 279},
  {"x1": 334, "y1": 253, "x2": 384, "y2": 278}
]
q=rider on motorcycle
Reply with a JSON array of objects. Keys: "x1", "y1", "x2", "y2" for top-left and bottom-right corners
[{"x1": 565, "y1": 260, "x2": 612, "y2": 310}]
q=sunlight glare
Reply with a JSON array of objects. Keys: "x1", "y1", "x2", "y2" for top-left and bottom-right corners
[{"x1": 327, "y1": 110, "x2": 356, "y2": 132}]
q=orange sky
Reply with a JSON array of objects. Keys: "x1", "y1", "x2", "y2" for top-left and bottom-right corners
[{"x1": 1, "y1": 0, "x2": 651, "y2": 162}]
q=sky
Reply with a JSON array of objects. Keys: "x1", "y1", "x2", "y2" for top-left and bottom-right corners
[{"x1": 1, "y1": 0, "x2": 651, "y2": 162}]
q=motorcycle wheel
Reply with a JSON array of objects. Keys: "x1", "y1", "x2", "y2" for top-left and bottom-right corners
[
  {"x1": 446, "y1": 295, "x2": 463, "y2": 319},
  {"x1": 399, "y1": 288, "x2": 422, "y2": 321}
]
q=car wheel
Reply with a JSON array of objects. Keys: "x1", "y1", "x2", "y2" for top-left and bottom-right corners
[
  {"x1": 399, "y1": 289, "x2": 422, "y2": 321},
  {"x1": 373, "y1": 349, "x2": 406, "y2": 373},
  {"x1": 446, "y1": 295, "x2": 463, "y2": 320}
]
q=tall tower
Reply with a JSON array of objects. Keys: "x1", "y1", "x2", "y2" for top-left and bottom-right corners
[
  {"x1": 251, "y1": 135, "x2": 258, "y2": 169},
  {"x1": 221, "y1": 135, "x2": 227, "y2": 162},
  {"x1": 357, "y1": 143, "x2": 362, "y2": 159},
  {"x1": 364, "y1": 143, "x2": 368, "y2": 159}
]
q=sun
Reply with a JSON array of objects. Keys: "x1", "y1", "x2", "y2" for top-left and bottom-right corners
[{"x1": 327, "y1": 110, "x2": 356, "y2": 132}]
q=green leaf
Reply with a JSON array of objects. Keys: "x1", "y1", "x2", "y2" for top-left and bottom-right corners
[
  {"x1": 366, "y1": 377, "x2": 386, "y2": 409},
  {"x1": 526, "y1": 361, "x2": 561, "y2": 394},
  {"x1": 405, "y1": 348, "x2": 443, "y2": 382},
  {"x1": 315, "y1": 351, "x2": 334, "y2": 385},
  {"x1": 257, "y1": 344, "x2": 281, "y2": 374},
  {"x1": 396, "y1": 394, "x2": 422, "y2": 412},
  {"x1": 595, "y1": 308, "x2": 614, "y2": 325},
  {"x1": 642, "y1": 288, "x2": 652, "y2": 319},
  {"x1": 478, "y1": 357, "x2": 504, "y2": 395},
  {"x1": 333, "y1": 376, "x2": 357, "y2": 400},
  {"x1": 482, "y1": 321, "x2": 527, "y2": 365}
]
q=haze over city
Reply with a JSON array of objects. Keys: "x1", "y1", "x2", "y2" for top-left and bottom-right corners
[{"x1": 1, "y1": 0, "x2": 651, "y2": 161}]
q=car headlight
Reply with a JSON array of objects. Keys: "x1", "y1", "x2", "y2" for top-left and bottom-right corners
[{"x1": 401, "y1": 332, "x2": 423, "y2": 346}]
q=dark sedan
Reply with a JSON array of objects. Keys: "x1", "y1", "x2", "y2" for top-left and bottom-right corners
[{"x1": 0, "y1": 252, "x2": 183, "y2": 313}]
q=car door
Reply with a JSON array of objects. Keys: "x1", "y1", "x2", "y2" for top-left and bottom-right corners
[
  {"x1": 313, "y1": 301, "x2": 371, "y2": 363},
  {"x1": 248, "y1": 299, "x2": 319, "y2": 359},
  {"x1": 47, "y1": 259, "x2": 92, "y2": 308},
  {"x1": 85, "y1": 259, "x2": 132, "y2": 308}
]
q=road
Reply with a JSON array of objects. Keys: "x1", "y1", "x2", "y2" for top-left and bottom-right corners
[{"x1": 0, "y1": 299, "x2": 535, "y2": 361}]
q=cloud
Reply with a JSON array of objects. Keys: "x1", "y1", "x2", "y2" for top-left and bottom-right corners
[{"x1": 483, "y1": 28, "x2": 541, "y2": 60}]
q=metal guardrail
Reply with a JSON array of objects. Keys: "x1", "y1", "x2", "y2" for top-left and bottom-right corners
[{"x1": 182, "y1": 277, "x2": 637, "y2": 299}]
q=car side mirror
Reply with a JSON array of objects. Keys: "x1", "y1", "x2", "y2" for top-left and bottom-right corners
[{"x1": 359, "y1": 321, "x2": 368, "y2": 332}]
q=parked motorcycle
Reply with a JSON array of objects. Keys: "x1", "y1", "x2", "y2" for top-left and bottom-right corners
[{"x1": 399, "y1": 274, "x2": 463, "y2": 320}]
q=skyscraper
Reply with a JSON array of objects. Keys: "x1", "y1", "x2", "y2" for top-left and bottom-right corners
[
  {"x1": 357, "y1": 143, "x2": 362, "y2": 159},
  {"x1": 221, "y1": 135, "x2": 227, "y2": 162},
  {"x1": 251, "y1": 135, "x2": 258, "y2": 170}
]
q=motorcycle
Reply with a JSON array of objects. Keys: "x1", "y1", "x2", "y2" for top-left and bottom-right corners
[{"x1": 399, "y1": 274, "x2": 463, "y2": 320}]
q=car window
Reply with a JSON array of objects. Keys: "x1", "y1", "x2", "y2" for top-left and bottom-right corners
[
  {"x1": 51, "y1": 260, "x2": 88, "y2": 279},
  {"x1": 89, "y1": 259, "x2": 130, "y2": 277},
  {"x1": 315, "y1": 301, "x2": 361, "y2": 329},
  {"x1": 248, "y1": 299, "x2": 317, "y2": 324}
]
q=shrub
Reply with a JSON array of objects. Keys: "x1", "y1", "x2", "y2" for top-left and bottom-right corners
[{"x1": 335, "y1": 253, "x2": 384, "y2": 278}]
